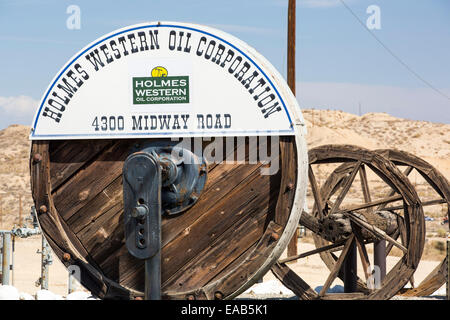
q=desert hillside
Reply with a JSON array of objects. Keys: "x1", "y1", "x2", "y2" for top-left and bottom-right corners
[{"x1": 0, "y1": 110, "x2": 448, "y2": 230}]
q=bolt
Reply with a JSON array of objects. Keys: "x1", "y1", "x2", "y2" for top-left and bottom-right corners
[
  {"x1": 287, "y1": 182, "x2": 295, "y2": 191},
  {"x1": 214, "y1": 291, "x2": 223, "y2": 300},
  {"x1": 62, "y1": 253, "x2": 71, "y2": 262},
  {"x1": 186, "y1": 294, "x2": 195, "y2": 300},
  {"x1": 270, "y1": 232, "x2": 280, "y2": 241},
  {"x1": 39, "y1": 205, "x2": 48, "y2": 214},
  {"x1": 165, "y1": 209, "x2": 171, "y2": 215},
  {"x1": 33, "y1": 153, "x2": 42, "y2": 163}
]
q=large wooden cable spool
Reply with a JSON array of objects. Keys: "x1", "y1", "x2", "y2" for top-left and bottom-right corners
[
  {"x1": 272, "y1": 145, "x2": 425, "y2": 300},
  {"x1": 29, "y1": 22, "x2": 309, "y2": 299}
]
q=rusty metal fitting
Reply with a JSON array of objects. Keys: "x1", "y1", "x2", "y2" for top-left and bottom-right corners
[{"x1": 33, "y1": 153, "x2": 42, "y2": 163}]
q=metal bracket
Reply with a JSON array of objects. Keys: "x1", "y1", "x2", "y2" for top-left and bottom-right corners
[{"x1": 123, "y1": 143, "x2": 207, "y2": 300}]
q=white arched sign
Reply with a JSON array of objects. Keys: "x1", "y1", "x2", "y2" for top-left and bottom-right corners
[{"x1": 30, "y1": 21, "x2": 303, "y2": 140}]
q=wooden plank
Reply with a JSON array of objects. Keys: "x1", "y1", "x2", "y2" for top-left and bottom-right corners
[
  {"x1": 68, "y1": 176, "x2": 123, "y2": 234},
  {"x1": 162, "y1": 206, "x2": 269, "y2": 292},
  {"x1": 52, "y1": 140, "x2": 134, "y2": 221},
  {"x1": 160, "y1": 165, "x2": 276, "y2": 284},
  {"x1": 49, "y1": 140, "x2": 112, "y2": 191},
  {"x1": 201, "y1": 221, "x2": 284, "y2": 299}
]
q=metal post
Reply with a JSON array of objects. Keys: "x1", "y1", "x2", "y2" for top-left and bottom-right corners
[
  {"x1": 145, "y1": 251, "x2": 161, "y2": 300},
  {"x1": 343, "y1": 239, "x2": 357, "y2": 293},
  {"x1": 41, "y1": 236, "x2": 51, "y2": 290},
  {"x1": 11, "y1": 235, "x2": 15, "y2": 286},
  {"x1": 374, "y1": 239, "x2": 387, "y2": 282},
  {"x1": 0, "y1": 234, "x2": 3, "y2": 281},
  {"x1": 447, "y1": 234, "x2": 449, "y2": 300},
  {"x1": 2, "y1": 233, "x2": 11, "y2": 285}
]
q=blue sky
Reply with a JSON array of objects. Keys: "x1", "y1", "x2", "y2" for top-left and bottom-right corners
[{"x1": 0, "y1": 0, "x2": 449, "y2": 129}]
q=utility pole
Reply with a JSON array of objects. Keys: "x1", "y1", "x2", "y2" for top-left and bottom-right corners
[{"x1": 286, "y1": 0, "x2": 299, "y2": 259}]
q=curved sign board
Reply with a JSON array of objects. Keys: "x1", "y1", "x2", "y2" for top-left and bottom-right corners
[{"x1": 30, "y1": 22, "x2": 303, "y2": 140}]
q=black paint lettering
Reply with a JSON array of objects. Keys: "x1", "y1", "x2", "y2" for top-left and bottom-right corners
[
  {"x1": 127, "y1": 33, "x2": 139, "y2": 53},
  {"x1": 249, "y1": 78, "x2": 266, "y2": 94},
  {"x1": 168, "y1": 30, "x2": 176, "y2": 50},
  {"x1": 224, "y1": 114, "x2": 231, "y2": 128},
  {"x1": 42, "y1": 107, "x2": 62, "y2": 122},
  {"x1": 74, "y1": 63, "x2": 89, "y2": 80},
  {"x1": 57, "y1": 77, "x2": 78, "y2": 98},
  {"x1": 150, "y1": 116, "x2": 157, "y2": 129},
  {"x1": 184, "y1": 33, "x2": 192, "y2": 53},
  {"x1": 138, "y1": 32, "x2": 149, "y2": 51},
  {"x1": 242, "y1": 71, "x2": 258, "y2": 88},
  {"x1": 132, "y1": 115, "x2": 142, "y2": 130},
  {"x1": 100, "y1": 44, "x2": 114, "y2": 63},
  {"x1": 204, "y1": 40, "x2": 216, "y2": 60},
  {"x1": 177, "y1": 32, "x2": 184, "y2": 51},
  {"x1": 181, "y1": 114, "x2": 189, "y2": 129},
  {"x1": 220, "y1": 49, "x2": 234, "y2": 68},
  {"x1": 85, "y1": 49, "x2": 105, "y2": 71},
  {"x1": 228, "y1": 56, "x2": 242, "y2": 74},
  {"x1": 234, "y1": 62, "x2": 250, "y2": 81},
  {"x1": 148, "y1": 30, "x2": 160, "y2": 49},
  {"x1": 109, "y1": 40, "x2": 121, "y2": 59},
  {"x1": 158, "y1": 115, "x2": 171, "y2": 129},
  {"x1": 261, "y1": 102, "x2": 282, "y2": 118},
  {"x1": 172, "y1": 115, "x2": 181, "y2": 129},
  {"x1": 197, "y1": 114, "x2": 204, "y2": 129},
  {"x1": 196, "y1": 36, "x2": 207, "y2": 56},
  {"x1": 118, "y1": 36, "x2": 129, "y2": 56},
  {"x1": 211, "y1": 44, "x2": 225, "y2": 64}
]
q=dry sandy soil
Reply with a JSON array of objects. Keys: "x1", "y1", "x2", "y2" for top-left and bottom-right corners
[{"x1": 0, "y1": 109, "x2": 448, "y2": 298}]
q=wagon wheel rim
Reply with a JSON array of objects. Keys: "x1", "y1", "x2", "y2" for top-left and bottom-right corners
[
  {"x1": 375, "y1": 149, "x2": 450, "y2": 296},
  {"x1": 272, "y1": 145, "x2": 425, "y2": 300}
]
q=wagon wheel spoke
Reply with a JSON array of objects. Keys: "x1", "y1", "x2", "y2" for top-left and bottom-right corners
[
  {"x1": 376, "y1": 166, "x2": 414, "y2": 211},
  {"x1": 319, "y1": 235, "x2": 356, "y2": 296},
  {"x1": 383, "y1": 198, "x2": 445, "y2": 211},
  {"x1": 279, "y1": 239, "x2": 346, "y2": 264},
  {"x1": 309, "y1": 165, "x2": 325, "y2": 219},
  {"x1": 335, "y1": 194, "x2": 403, "y2": 214},
  {"x1": 359, "y1": 164, "x2": 372, "y2": 207},
  {"x1": 385, "y1": 228, "x2": 401, "y2": 256},
  {"x1": 329, "y1": 161, "x2": 362, "y2": 215},
  {"x1": 352, "y1": 222, "x2": 371, "y2": 281}
]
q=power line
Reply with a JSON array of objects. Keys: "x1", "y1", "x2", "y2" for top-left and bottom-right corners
[{"x1": 339, "y1": 0, "x2": 450, "y2": 102}]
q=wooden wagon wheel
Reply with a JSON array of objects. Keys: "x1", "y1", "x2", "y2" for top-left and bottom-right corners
[
  {"x1": 375, "y1": 149, "x2": 449, "y2": 296},
  {"x1": 271, "y1": 145, "x2": 425, "y2": 300}
]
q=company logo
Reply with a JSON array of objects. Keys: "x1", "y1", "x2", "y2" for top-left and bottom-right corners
[
  {"x1": 133, "y1": 66, "x2": 189, "y2": 105},
  {"x1": 151, "y1": 66, "x2": 168, "y2": 77}
]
